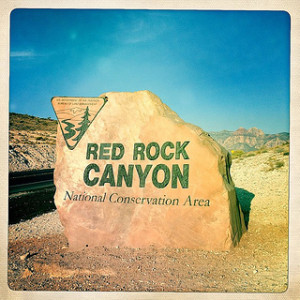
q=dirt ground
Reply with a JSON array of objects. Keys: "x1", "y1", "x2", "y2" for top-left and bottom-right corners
[{"x1": 7, "y1": 150, "x2": 289, "y2": 292}]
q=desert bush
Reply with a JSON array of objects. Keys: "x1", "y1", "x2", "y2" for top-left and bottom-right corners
[
  {"x1": 275, "y1": 147, "x2": 284, "y2": 153},
  {"x1": 246, "y1": 153, "x2": 255, "y2": 157},
  {"x1": 266, "y1": 157, "x2": 285, "y2": 171},
  {"x1": 275, "y1": 160, "x2": 284, "y2": 168},
  {"x1": 36, "y1": 136, "x2": 47, "y2": 141},
  {"x1": 231, "y1": 150, "x2": 245, "y2": 159},
  {"x1": 257, "y1": 149, "x2": 268, "y2": 154}
]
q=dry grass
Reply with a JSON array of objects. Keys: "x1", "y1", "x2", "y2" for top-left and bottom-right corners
[
  {"x1": 10, "y1": 112, "x2": 57, "y2": 132},
  {"x1": 231, "y1": 142, "x2": 289, "y2": 163},
  {"x1": 266, "y1": 157, "x2": 285, "y2": 171}
]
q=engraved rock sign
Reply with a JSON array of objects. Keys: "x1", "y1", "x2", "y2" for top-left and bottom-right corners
[{"x1": 52, "y1": 91, "x2": 246, "y2": 250}]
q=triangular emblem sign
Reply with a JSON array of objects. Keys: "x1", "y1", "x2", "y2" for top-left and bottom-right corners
[{"x1": 51, "y1": 96, "x2": 108, "y2": 150}]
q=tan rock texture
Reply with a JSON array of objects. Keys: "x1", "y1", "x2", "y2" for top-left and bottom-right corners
[
  {"x1": 9, "y1": 141, "x2": 55, "y2": 172},
  {"x1": 53, "y1": 90, "x2": 245, "y2": 250}
]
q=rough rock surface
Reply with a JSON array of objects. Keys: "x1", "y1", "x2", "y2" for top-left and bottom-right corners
[
  {"x1": 9, "y1": 129, "x2": 56, "y2": 172},
  {"x1": 9, "y1": 143, "x2": 55, "y2": 172},
  {"x1": 54, "y1": 91, "x2": 245, "y2": 250}
]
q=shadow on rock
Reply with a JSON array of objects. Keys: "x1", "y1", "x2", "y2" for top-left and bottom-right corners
[{"x1": 235, "y1": 187, "x2": 255, "y2": 229}]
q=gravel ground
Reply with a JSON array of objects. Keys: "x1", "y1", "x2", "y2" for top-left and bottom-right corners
[
  {"x1": 7, "y1": 149, "x2": 289, "y2": 292},
  {"x1": 8, "y1": 211, "x2": 63, "y2": 242}
]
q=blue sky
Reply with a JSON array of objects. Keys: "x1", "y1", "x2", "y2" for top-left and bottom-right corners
[{"x1": 10, "y1": 9, "x2": 290, "y2": 133}]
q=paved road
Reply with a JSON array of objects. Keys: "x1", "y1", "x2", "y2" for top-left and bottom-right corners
[
  {"x1": 9, "y1": 169, "x2": 56, "y2": 224},
  {"x1": 9, "y1": 168, "x2": 54, "y2": 189},
  {"x1": 9, "y1": 180, "x2": 54, "y2": 194}
]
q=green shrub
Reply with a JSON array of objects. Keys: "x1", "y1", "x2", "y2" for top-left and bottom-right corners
[
  {"x1": 246, "y1": 153, "x2": 255, "y2": 157},
  {"x1": 275, "y1": 148, "x2": 284, "y2": 153},
  {"x1": 275, "y1": 161, "x2": 284, "y2": 168},
  {"x1": 231, "y1": 150, "x2": 245, "y2": 159},
  {"x1": 266, "y1": 158, "x2": 285, "y2": 171}
]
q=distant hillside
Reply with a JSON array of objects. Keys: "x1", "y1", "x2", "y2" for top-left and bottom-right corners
[
  {"x1": 8, "y1": 113, "x2": 290, "y2": 171},
  {"x1": 9, "y1": 113, "x2": 57, "y2": 172},
  {"x1": 10, "y1": 112, "x2": 57, "y2": 132},
  {"x1": 209, "y1": 127, "x2": 289, "y2": 152}
]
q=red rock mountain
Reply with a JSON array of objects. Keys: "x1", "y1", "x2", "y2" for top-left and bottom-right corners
[{"x1": 209, "y1": 127, "x2": 289, "y2": 152}]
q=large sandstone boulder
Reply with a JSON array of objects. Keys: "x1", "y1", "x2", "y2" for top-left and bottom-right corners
[{"x1": 52, "y1": 91, "x2": 245, "y2": 250}]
